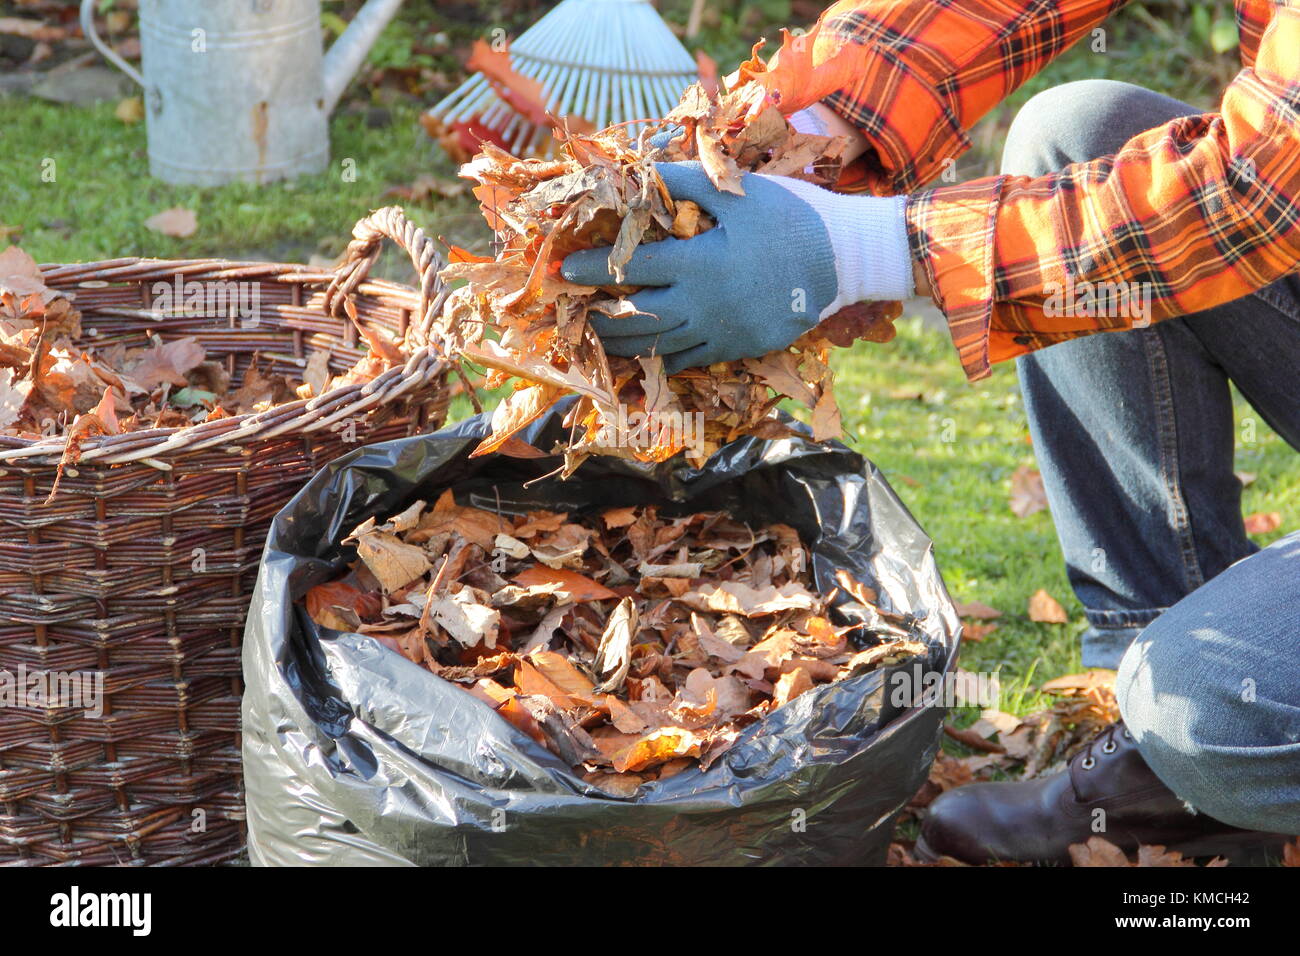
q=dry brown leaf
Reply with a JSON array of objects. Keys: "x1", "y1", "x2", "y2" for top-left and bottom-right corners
[
  {"x1": 954, "y1": 600, "x2": 1001, "y2": 620},
  {"x1": 352, "y1": 529, "x2": 432, "y2": 593},
  {"x1": 1027, "y1": 588, "x2": 1069, "y2": 624},
  {"x1": 125, "y1": 337, "x2": 206, "y2": 390},
  {"x1": 305, "y1": 580, "x2": 382, "y2": 631},
  {"x1": 1244, "y1": 511, "x2": 1282, "y2": 535},
  {"x1": 145, "y1": 207, "x2": 198, "y2": 238},
  {"x1": 677, "y1": 580, "x2": 818, "y2": 616},
  {"x1": 511, "y1": 565, "x2": 617, "y2": 602},
  {"x1": 773, "y1": 665, "x2": 814, "y2": 707},
  {"x1": 1010, "y1": 464, "x2": 1048, "y2": 518},
  {"x1": 1068, "y1": 837, "x2": 1132, "y2": 867},
  {"x1": 424, "y1": 586, "x2": 501, "y2": 648}
]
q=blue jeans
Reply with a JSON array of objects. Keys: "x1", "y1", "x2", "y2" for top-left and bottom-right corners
[{"x1": 1002, "y1": 80, "x2": 1300, "y2": 833}]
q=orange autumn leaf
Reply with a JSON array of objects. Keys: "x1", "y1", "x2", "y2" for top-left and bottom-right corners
[
  {"x1": 773, "y1": 665, "x2": 814, "y2": 707},
  {"x1": 471, "y1": 382, "x2": 565, "y2": 458},
  {"x1": 304, "y1": 580, "x2": 382, "y2": 630},
  {"x1": 90, "y1": 385, "x2": 121, "y2": 436},
  {"x1": 955, "y1": 600, "x2": 1001, "y2": 620},
  {"x1": 1244, "y1": 511, "x2": 1281, "y2": 535},
  {"x1": 466, "y1": 39, "x2": 553, "y2": 129},
  {"x1": 527, "y1": 650, "x2": 597, "y2": 702},
  {"x1": 513, "y1": 658, "x2": 583, "y2": 709},
  {"x1": 1027, "y1": 588, "x2": 1069, "y2": 624},
  {"x1": 740, "y1": 22, "x2": 868, "y2": 118},
  {"x1": 613, "y1": 727, "x2": 704, "y2": 773},
  {"x1": 512, "y1": 565, "x2": 618, "y2": 603},
  {"x1": 695, "y1": 49, "x2": 719, "y2": 98},
  {"x1": 446, "y1": 245, "x2": 494, "y2": 264}
]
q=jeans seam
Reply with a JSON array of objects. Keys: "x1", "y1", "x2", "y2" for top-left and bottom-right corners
[
  {"x1": 1144, "y1": 330, "x2": 1205, "y2": 592},
  {"x1": 1085, "y1": 608, "x2": 1167, "y2": 629},
  {"x1": 1250, "y1": 283, "x2": 1300, "y2": 325}
]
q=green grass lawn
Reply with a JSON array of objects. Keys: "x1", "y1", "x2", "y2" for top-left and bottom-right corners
[
  {"x1": 825, "y1": 318, "x2": 1299, "y2": 717},
  {"x1": 1, "y1": 1, "x2": 1294, "y2": 719}
]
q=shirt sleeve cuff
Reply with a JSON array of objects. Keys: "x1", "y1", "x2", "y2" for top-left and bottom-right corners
[{"x1": 905, "y1": 178, "x2": 1007, "y2": 381}]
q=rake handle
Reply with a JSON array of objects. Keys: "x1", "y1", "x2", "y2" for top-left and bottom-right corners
[{"x1": 325, "y1": 206, "x2": 446, "y2": 347}]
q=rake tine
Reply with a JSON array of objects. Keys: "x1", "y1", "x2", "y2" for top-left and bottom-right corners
[{"x1": 428, "y1": 0, "x2": 698, "y2": 159}]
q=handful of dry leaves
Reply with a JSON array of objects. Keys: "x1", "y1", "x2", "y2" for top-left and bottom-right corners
[
  {"x1": 303, "y1": 493, "x2": 927, "y2": 794},
  {"x1": 435, "y1": 31, "x2": 902, "y2": 474}
]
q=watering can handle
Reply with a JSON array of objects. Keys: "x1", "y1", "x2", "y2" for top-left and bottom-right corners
[
  {"x1": 322, "y1": 0, "x2": 406, "y2": 114},
  {"x1": 324, "y1": 206, "x2": 448, "y2": 347},
  {"x1": 79, "y1": 0, "x2": 146, "y2": 90}
]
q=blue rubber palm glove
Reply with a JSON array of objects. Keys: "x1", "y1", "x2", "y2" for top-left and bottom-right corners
[{"x1": 561, "y1": 162, "x2": 913, "y2": 373}]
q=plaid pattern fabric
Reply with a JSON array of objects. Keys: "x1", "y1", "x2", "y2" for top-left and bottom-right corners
[{"x1": 804, "y1": 0, "x2": 1299, "y2": 379}]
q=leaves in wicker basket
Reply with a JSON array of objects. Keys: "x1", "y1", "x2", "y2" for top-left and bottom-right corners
[
  {"x1": 1, "y1": 244, "x2": 413, "y2": 492},
  {"x1": 301, "y1": 496, "x2": 928, "y2": 791},
  {"x1": 434, "y1": 37, "x2": 902, "y2": 473}
]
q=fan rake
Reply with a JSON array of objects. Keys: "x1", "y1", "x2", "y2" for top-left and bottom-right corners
[{"x1": 428, "y1": 0, "x2": 701, "y2": 158}]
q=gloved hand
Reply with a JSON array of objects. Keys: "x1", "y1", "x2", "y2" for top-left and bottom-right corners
[{"x1": 561, "y1": 161, "x2": 913, "y2": 373}]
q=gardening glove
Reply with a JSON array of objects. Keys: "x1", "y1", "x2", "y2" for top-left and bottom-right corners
[
  {"x1": 561, "y1": 161, "x2": 913, "y2": 373},
  {"x1": 647, "y1": 125, "x2": 683, "y2": 150}
]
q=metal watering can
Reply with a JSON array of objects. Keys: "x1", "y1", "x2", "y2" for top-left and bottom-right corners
[{"x1": 81, "y1": 0, "x2": 404, "y2": 185}]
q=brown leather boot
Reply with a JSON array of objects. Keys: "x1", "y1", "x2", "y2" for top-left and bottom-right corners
[{"x1": 916, "y1": 722, "x2": 1290, "y2": 865}]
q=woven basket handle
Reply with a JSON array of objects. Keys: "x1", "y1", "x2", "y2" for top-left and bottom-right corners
[{"x1": 324, "y1": 206, "x2": 446, "y2": 347}]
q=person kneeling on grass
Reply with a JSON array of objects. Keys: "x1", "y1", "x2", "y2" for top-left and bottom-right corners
[{"x1": 562, "y1": 0, "x2": 1300, "y2": 864}]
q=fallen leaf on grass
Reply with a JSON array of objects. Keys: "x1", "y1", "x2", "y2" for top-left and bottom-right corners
[
  {"x1": 954, "y1": 600, "x2": 1001, "y2": 620},
  {"x1": 115, "y1": 96, "x2": 144, "y2": 124},
  {"x1": 961, "y1": 621, "x2": 997, "y2": 642},
  {"x1": 1010, "y1": 464, "x2": 1048, "y2": 518},
  {"x1": 1040, "y1": 670, "x2": 1116, "y2": 695},
  {"x1": 1244, "y1": 511, "x2": 1281, "y2": 535},
  {"x1": 145, "y1": 207, "x2": 198, "y2": 238},
  {"x1": 1027, "y1": 588, "x2": 1068, "y2": 624},
  {"x1": 943, "y1": 722, "x2": 1006, "y2": 754}
]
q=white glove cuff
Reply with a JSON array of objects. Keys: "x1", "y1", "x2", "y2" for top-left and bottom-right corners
[{"x1": 762, "y1": 175, "x2": 915, "y2": 315}]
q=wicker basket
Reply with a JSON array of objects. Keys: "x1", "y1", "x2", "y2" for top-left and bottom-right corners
[{"x1": 0, "y1": 207, "x2": 452, "y2": 866}]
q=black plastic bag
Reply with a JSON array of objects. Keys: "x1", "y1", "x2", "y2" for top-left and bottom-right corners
[{"x1": 242, "y1": 405, "x2": 961, "y2": 865}]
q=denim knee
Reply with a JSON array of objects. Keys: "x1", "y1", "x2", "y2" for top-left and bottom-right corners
[
  {"x1": 1116, "y1": 615, "x2": 1246, "y2": 823},
  {"x1": 1000, "y1": 79, "x2": 1199, "y2": 178},
  {"x1": 1117, "y1": 579, "x2": 1300, "y2": 833}
]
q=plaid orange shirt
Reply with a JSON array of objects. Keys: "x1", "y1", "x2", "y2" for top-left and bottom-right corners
[{"x1": 803, "y1": 0, "x2": 1300, "y2": 380}]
